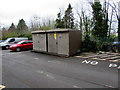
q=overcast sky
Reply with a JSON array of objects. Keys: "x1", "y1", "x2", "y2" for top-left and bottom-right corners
[
  {"x1": 0, "y1": 0, "x2": 82, "y2": 27},
  {"x1": 0, "y1": 0, "x2": 119, "y2": 28}
]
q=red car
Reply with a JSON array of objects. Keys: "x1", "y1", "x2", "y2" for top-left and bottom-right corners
[{"x1": 9, "y1": 40, "x2": 33, "y2": 51}]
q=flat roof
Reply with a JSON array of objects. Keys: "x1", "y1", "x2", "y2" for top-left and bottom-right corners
[
  {"x1": 46, "y1": 29, "x2": 72, "y2": 32},
  {"x1": 31, "y1": 30, "x2": 46, "y2": 34},
  {"x1": 31, "y1": 29, "x2": 76, "y2": 34}
]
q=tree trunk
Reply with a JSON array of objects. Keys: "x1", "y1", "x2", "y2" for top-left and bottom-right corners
[{"x1": 109, "y1": 9, "x2": 114, "y2": 37}]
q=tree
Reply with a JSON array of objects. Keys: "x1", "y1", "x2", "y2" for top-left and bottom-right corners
[
  {"x1": 40, "y1": 17, "x2": 55, "y2": 30},
  {"x1": 2, "y1": 27, "x2": 6, "y2": 31},
  {"x1": 55, "y1": 11, "x2": 64, "y2": 28},
  {"x1": 30, "y1": 15, "x2": 55, "y2": 30},
  {"x1": 75, "y1": 2, "x2": 94, "y2": 37},
  {"x1": 118, "y1": 17, "x2": 120, "y2": 42},
  {"x1": 107, "y1": 1, "x2": 120, "y2": 42},
  {"x1": 17, "y1": 19, "x2": 28, "y2": 35},
  {"x1": 109, "y1": 8, "x2": 114, "y2": 37},
  {"x1": 103, "y1": 0, "x2": 109, "y2": 37},
  {"x1": 91, "y1": 0, "x2": 107, "y2": 38},
  {"x1": 7, "y1": 23, "x2": 17, "y2": 37},
  {"x1": 30, "y1": 15, "x2": 42, "y2": 31},
  {"x1": 118, "y1": 2, "x2": 120, "y2": 42},
  {"x1": 8, "y1": 23, "x2": 16, "y2": 32},
  {"x1": 63, "y1": 4, "x2": 74, "y2": 29},
  {"x1": 81, "y1": 10, "x2": 93, "y2": 37},
  {"x1": 2, "y1": 27, "x2": 8, "y2": 39}
]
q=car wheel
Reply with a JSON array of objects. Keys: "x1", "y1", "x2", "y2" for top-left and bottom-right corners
[
  {"x1": 6, "y1": 45, "x2": 9, "y2": 49},
  {"x1": 16, "y1": 47, "x2": 21, "y2": 52}
]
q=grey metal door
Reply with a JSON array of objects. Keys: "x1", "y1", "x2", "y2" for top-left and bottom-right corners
[
  {"x1": 39, "y1": 34, "x2": 47, "y2": 52},
  {"x1": 32, "y1": 34, "x2": 40, "y2": 51},
  {"x1": 57, "y1": 33, "x2": 69, "y2": 56},
  {"x1": 48, "y1": 33, "x2": 58, "y2": 54}
]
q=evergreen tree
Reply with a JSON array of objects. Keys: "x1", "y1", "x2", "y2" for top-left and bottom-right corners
[
  {"x1": 17, "y1": 19, "x2": 28, "y2": 35},
  {"x1": 63, "y1": 4, "x2": 74, "y2": 29},
  {"x1": 103, "y1": 0, "x2": 109, "y2": 38},
  {"x1": 8, "y1": 23, "x2": 17, "y2": 37},
  {"x1": 91, "y1": 0, "x2": 107, "y2": 38},
  {"x1": 55, "y1": 11, "x2": 64, "y2": 28},
  {"x1": 2, "y1": 27, "x2": 6, "y2": 31},
  {"x1": 8, "y1": 23, "x2": 16, "y2": 31}
]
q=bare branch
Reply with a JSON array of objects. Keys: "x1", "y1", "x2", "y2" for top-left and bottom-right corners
[{"x1": 106, "y1": 2, "x2": 119, "y2": 19}]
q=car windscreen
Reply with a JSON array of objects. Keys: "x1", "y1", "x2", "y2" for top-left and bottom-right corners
[{"x1": 4, "y1": 38, "x2": 12, "y2": 43}]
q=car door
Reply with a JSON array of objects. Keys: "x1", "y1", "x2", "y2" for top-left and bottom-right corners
[
  {"x1": 22, "y1": 41, "x2": 29, "y2": 50},
  {"x1": 27, "y1": 41, "x2": 33, "y2": 49}
]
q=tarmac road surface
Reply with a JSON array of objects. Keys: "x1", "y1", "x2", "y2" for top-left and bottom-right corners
[{"x1": 1, "y1": 50, "x2": 119, "y2": 89}]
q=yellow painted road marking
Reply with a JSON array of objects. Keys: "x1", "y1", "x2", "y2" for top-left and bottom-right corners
[
  {"x1": 109, "y1": 60, "x2": 119, "y2": 62},
  {"x1": 75, "y1": 54, "x2": 120, "y2": 62},
  {"x1": 74, "y1": 56, "x2": 83, "y2": 58},
  {"x1": 75, "y1": 56, "x2": 89, "y2": 58},
  {"x1": 0, "y1": 85, "x2": 5, "y2": 90},
  {"x1": 92, "y1": 58, "x2": 106, "y2": 61},
  {"x1": 109, "y1": 60, "x2": 118, "y2": 62},
  {"x1": 105, "y1": 56, "x2": 120, "y2": 60},
  {"x1": 81, "y1": 57, "x2": 89, "y2": 59}
]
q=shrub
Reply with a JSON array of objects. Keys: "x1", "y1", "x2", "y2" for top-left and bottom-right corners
[
  {"x1": 18, "y1": 32, "x2": 32, "y2": 40},
  {"x1": 81, "y1": 35, "x2": 114, "y2": 52},
  {"x1": 81, "y1": 35, "x2": 97, "y2": 52}
]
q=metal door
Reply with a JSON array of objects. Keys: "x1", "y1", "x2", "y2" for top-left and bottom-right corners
[
  {"x1": 48, "y1": 33, "x2": 58, "y2": 54},
  {"x1": 57, "y1": 33, "x2": 69, "y2": 56},
  {"x1": 32, "y1": 34, "x2": 40, "y2": 51},
  {"x1": 39, "y1": 34, "x2": 47, "y2": 52}
]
